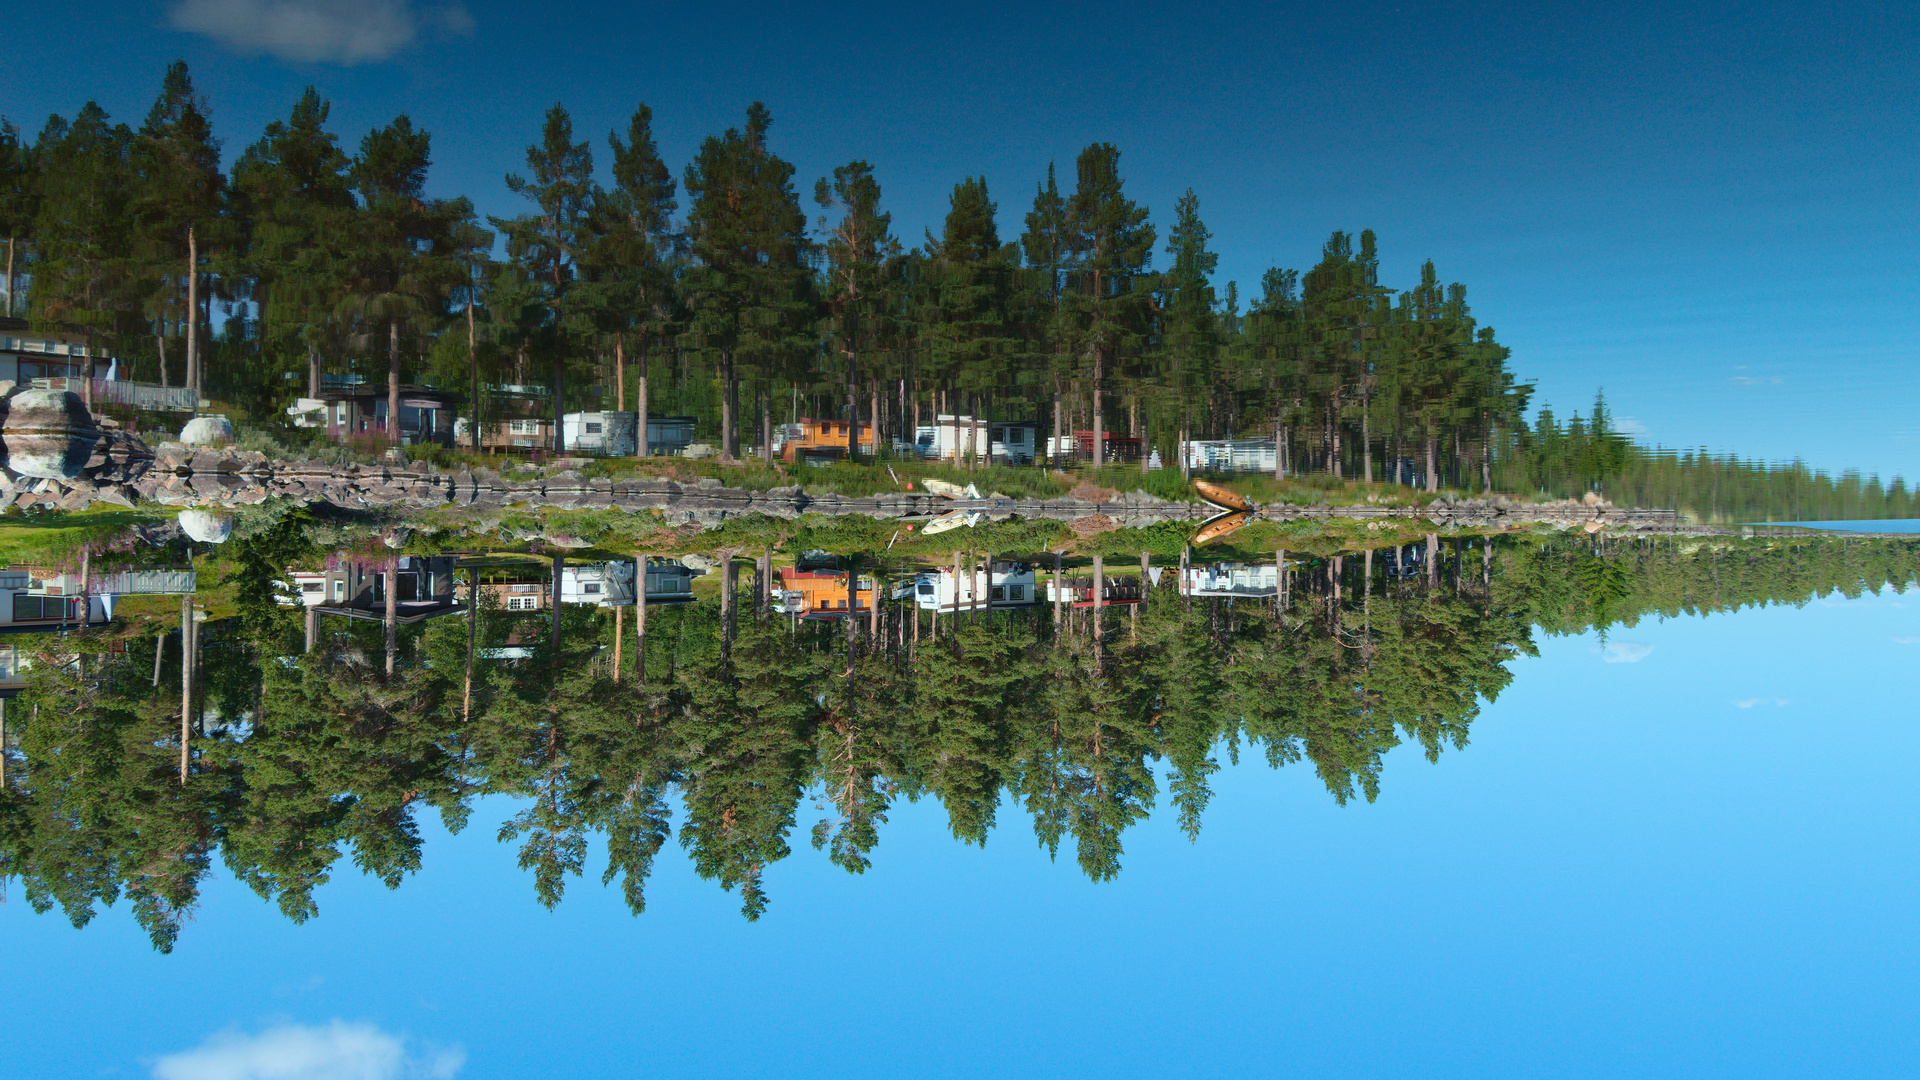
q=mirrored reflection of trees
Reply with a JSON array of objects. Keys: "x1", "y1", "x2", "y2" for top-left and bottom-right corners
[{"x1": 1, "y1": 535, "x2": 1914, "y2": 949}]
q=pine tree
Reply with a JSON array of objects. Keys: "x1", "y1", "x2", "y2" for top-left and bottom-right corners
[
  {"x1": 343, "y1": 115, "x2": 456, "y2": 444},
  {"x1": 815, "y1": 160, "x2": 899, "y2": 461},
  {"x1": 923, "y1": 177, "x2": 1014, "y2": 466},
  {"x1": 681, "y1": 103, "x2": 812, "y2": 458},
  {"x1": 493, "y1": 104, "x2": 596, "y2": 452},
  {"x1": 0, "y1": 119, "x2": 36, "y2": 319},
  {"x1": 228, "y1": 87, "x2": 354, "y2": 397},
  {"x1": 1158, "y1": 189, "x2": 1218, "y2": 473},
  {"x1": 581, "y1": 103, "x2": 679, "y2": 446},
  {"x1": 134, "y1": 61, "x2": 223, "y2": 395},
  {"x1": 1019, "y1": 165, "x2": 1071, "y2": 461},
  {"x1": 1063, "y1": 144, "x2": 1154, "y2": 468},
  {"x1": 28, "y1": 105, "x2": 138, "y2": 361}
]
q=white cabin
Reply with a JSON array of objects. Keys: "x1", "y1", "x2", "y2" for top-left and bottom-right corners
[
  {"x1": 1182, "y1": 562, "x2": 1280, "y2": 598},
  {"x1": 562, "y1": 411, "x2": 639, "y2": 456},
  {"x1": 914, "y1": 415, "x2": 1037, "y2": 464}
]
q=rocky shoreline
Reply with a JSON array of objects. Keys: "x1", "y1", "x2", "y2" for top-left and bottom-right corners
[{"x1": 0, "y1": 389, "x2": 1828, "y2": 537}]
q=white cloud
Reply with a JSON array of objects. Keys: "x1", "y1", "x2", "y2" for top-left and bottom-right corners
[
  {"x1": 1600, "y1": 641, "x2": 1654, "y2": 663},
  {"x1": 1733, "y1": 698, "x2": 1790, "y2": 709},
  {"x1": 151, "y1": 1021, "x2": 464, "y2": 1080},
  {"x1": 1893, "y1": 636, "x2": 1920, "y2": 645},
  {"x1": 169, "y1": 0, "x2": 472, "y2": 65}
]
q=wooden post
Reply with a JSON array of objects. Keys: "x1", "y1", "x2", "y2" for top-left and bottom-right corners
[{"x1": 153, "y1": 630, "x2": 166, "y2": 686}]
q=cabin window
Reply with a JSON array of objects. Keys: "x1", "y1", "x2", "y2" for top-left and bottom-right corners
[
  {"x1": 1009, "y1": 584, "x2": 1025, "y2": 601},
  {"x1": 12, "y1": 595, "x2": 65, "y2": 621},
  {"x1": 507, "y1": 596, "x2": 538, "y2": 611},
  {"x1": 991, "y1": 586, "x2": 1006, "y2": 601},
  {"x1": 584, "y1": 422, "x2": 602, "y2": 435},
  {"x1": 583, "y1": 583, "x2": 601, "y2": 594},
  {"x1": 332, "y1": 580, "x2": 345, "y2": 600},
  {"x1": 302, "y1": 581, "x2": 323, "y2": 593}
]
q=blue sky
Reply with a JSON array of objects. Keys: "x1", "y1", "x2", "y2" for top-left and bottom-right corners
[
  {"x1": 10, "y1": 583, "x2": 1920, "y2": 1078},
  {"x1": 7, "y1": 2, "x2": 1918, "y2": 479}
]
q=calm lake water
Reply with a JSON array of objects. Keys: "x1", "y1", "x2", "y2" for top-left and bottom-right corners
[{"x1": 6, "y1": 531, "x2": 1917, "y2": 1077}]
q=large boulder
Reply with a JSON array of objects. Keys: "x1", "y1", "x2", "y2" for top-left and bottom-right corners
[
  {"x1": 178, "y1": 415, "x2": 235, "y2": 447},
  {"x1": 1, "y1": 389, "x2": 101, "y2": 480},
  {"x1": 178, "y1": 508, "x2": 235, "y2": 544}
]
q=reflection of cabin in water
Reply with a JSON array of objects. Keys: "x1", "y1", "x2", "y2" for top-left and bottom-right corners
[
  {"x1": 284, "y1": 556, "x2": 462, "y2": 623},
  {"x1": 1182, "y1": 562, "x2": 1280, "y2": 598},
  {"x1": 477, "y1": 559, "x2": 695, "y2": 610},
  {"x1": 0, "y1": 567, "x2": 198, "y2": 696},
  {"x1": 1380, "y1": 544, "x2": 1425, "y2": 579},
  {"x1": 1046, "y1": 574, "x2": 1144, "y2": 607},
  {"x1": 0, "y1": 570, "x2": 110, "y2": 631},
  {"x1": 773, "y1": 567, "x2": 876, "y2": 618},
  {"x1": 909, "y1": 561, "x2": 1039, "y2": 611}
]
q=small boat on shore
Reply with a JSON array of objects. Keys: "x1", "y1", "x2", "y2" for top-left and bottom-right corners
[{"x1": 1193, "y1": 480, "x2": 1254, "y2": 513}]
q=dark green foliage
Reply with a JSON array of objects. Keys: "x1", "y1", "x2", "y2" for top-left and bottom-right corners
[{"x1": 7, "y1": 532, "x2": 1910, "y2": 950}]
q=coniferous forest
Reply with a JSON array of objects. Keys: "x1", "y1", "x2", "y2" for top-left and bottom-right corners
[{"x1": 1, "y1": 62, "x2": 1912, "y2": 520}]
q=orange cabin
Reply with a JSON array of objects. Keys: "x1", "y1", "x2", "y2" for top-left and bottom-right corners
[
  {"x1": 778, "y1": 418, "x2": 879, "y2": 462},
  {"x1": 773, "y1": 567, "x2": 877, "y2": 618}
]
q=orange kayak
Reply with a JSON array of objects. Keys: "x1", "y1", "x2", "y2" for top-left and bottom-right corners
[
  {"x1": 1193, "y1": 480, "x2": 1254, "y2": 513},
  {"x1": 1192, "y1": 510, "x2": 1253, "y2": 546}
]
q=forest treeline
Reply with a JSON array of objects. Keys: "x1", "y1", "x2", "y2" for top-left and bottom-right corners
[
  {"x1": 0, "y1": 62, "x2": 1908, "y2": 518},
  {"x1": 1, "y1": 529, "x2": 1913, "y2": 950}
]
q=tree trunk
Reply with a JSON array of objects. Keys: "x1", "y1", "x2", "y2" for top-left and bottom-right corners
[
  {"x1": 637, "y1": 368, "x2": 649, "y2": 455},
  {"x1": 550, "y1": 555, "x2": 563, "y2": 666},
  {"x1": 388, "y1": 320, "x2": 404, "y2": 446},
  {"x1": 635, "y1": 554, "x2": 648, "y2": 686},
  {"x1": 308, "y1": 343, "x2": 321, "y2": 400},
  {"x1": 1362, "y1": 402, "x2": 1373, "y2": 483},
  {"x1": 467, "y1": 274, "x2": 479, "y2": 450},
  {"x1": 760, "y1": 387, "x2": 771, "y2": 464},
  {"x1": 304, "y1": 606, "x2": 317, "y2": 654},
  {"x1": 3, "y1": 235, "x2": 12, "y2": 318},
  {"x1": 1091, "y1": 353, "x2": 1105, "y2": 468},
  {"x1": 1425, "y1": 432, "x2": 1438, "y2": 493},
  {"x1": 465, "y1": 568, "x2": 477, "y2": 721},
  {"x1": 615, "y1": 332, "x2": 625, "y2": 412},
  {"x1": 721, "y1": 353, "x2": 737, "y2": 458},
  {"x1": 179, "y1": 594, "x2": 192, "y2": 784},
  {"x1": 1052, "y1": 551, "x2": 1064, "y2": 634},
  {"x1": 158, "y1": 333, "x2": 169, "y2": 389},
  {"x1": 1052, "y1": 379, "x2": 1063, "y2": 467},
  {"x1": 153, "y1": 630, "x2": 166, "y2": 685},
  {"x1": 846, "y1": 353, "x2": 858, "y2": 463},
  {"x1": 871, "y1": 379, "x2": 882, "y2": 462},
  {"x1": 551, "y1": 359, "x2": 565, "y2": 455},
  {"x1": 185, "y1": 226, "x2": 199, "y2": 398},
  {"x1": 613, "y1": 604, "x2": 622, "y2": 683},
  {"x1": 385, "y1": 560, "x2": 399, "y2": 675}
]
